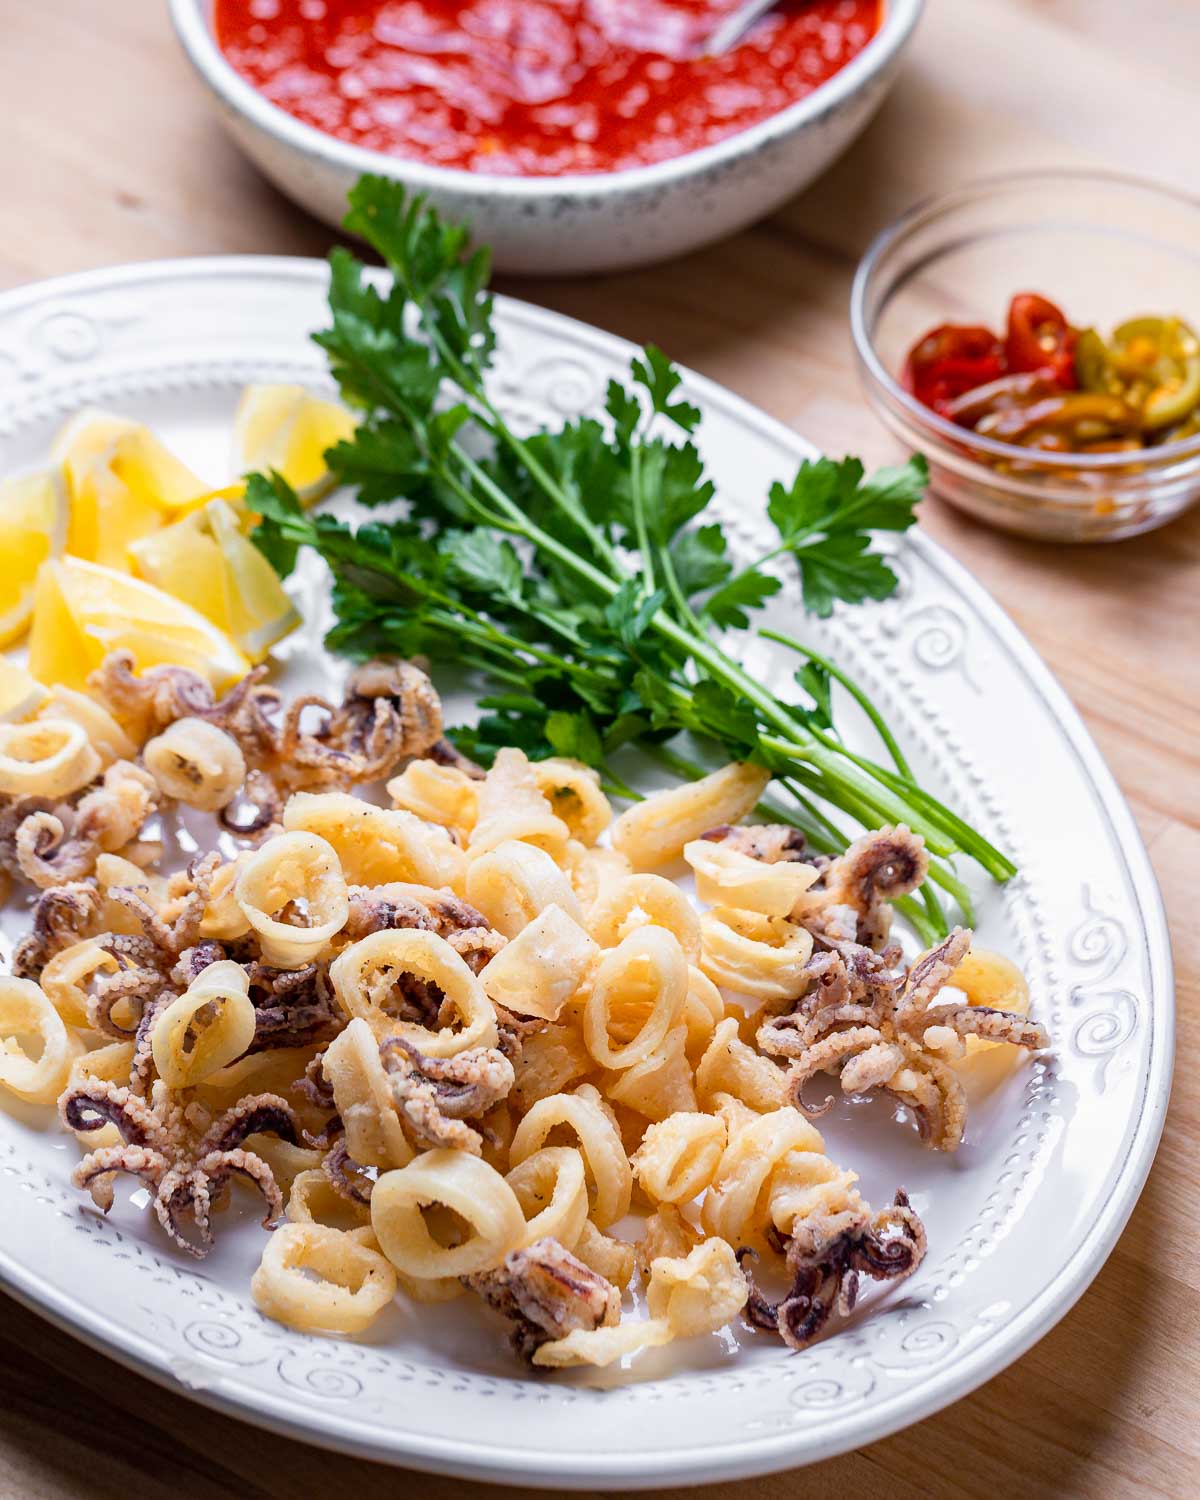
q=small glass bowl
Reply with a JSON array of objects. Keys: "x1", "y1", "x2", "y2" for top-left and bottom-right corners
[{"x1": 850, "y1": 171, "x2": 1200, "y2": 542}]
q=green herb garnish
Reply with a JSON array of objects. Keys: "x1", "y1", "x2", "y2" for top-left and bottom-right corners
[{"x1": 250, "y1": 176, "x2": 1015, "y2": 937}]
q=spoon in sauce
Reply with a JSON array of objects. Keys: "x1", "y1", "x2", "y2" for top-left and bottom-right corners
[{"x1": 701, "y1": 0, "x2": 778, "y2": 56}]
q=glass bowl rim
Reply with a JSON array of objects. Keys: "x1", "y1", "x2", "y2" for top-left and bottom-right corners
[{"x1": 849, "y1": 167, "x2": 1200, "y2": 475}]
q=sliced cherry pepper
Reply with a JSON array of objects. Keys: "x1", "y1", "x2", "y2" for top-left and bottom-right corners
[
  {"x1": 1005, "y1": 293, "x2": 1078, "y2": 387},
  {"x1": 902, "y1": 325, "x2": 1007, "y2": 417}
]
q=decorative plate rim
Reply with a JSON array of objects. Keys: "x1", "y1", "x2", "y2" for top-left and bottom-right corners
[{"x1": 0, "y1": 256, "x2": 1174, "y2": 1490}]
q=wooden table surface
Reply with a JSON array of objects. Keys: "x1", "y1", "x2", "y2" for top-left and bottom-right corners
[{"x1": 2, "y1": 3, "x2": 1197, "y2": 1498}]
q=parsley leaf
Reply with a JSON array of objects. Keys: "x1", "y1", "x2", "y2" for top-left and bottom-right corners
[
  {"x1": 763, "y1": 453, "x2": 926, "y2": 618},
  {"x1": 632, "y1": 344, "x2": 702, "y2": 433},
  {"x1": 703, "y1": 568, "x2": 782, "y2": 629}
]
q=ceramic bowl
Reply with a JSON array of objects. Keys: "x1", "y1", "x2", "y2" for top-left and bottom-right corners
[{"x1": 170, "y1": 0, "x2": 924, "y2": 276}]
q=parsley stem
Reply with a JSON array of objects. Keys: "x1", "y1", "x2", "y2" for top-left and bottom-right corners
[
  {"x1": 760, "y1": 735, "x2": 954, "y2": 852},
  {"x1": 893, "y1": 896, "x2": 941, "y2": 947},
  {"x1": 629, "y1": 443, "x2": 657, "y2": 597},
  {"x1": 656, "y1": 542, "x2": 711, "y2": 637},
  {"x1": 761, "y1": 627, "x2": 914, "y2": 778}
]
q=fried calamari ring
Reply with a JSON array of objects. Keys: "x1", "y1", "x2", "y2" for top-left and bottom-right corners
[
  {"x1": 283, "y1": 792, "x2": 466, "y2": 891},
  {"x1": 695, "y1": 1016, "x2": 786, "y2": 1112},
  {"x1": 465, "y1": 838, "x2": 583, "y2": 939},
  {"x1": 532, "y1": 1238, "x2": 748, "y2": 1368},
  {"x1": 251, "y1": 1222, "x2": 397, "y2": 1334},
  {"x1": 386, "y1": 760, "x2": 478, "y2": 839},
  {"x1": 371, "y1": 1149, "x2": 526, "y2": 1280},
  {"x1": 478, "y1": 903, "x2": 598, "y2": 1023},
  {"x1": 505, "y1": 1146, "x2": 589, "y2": 1250},
  {"x1": 604, "y1": 1024, "x2": 697, "y2": 1121},
  {"x1": 631, "y1": 1111, "x2": 727, "y2": 1204},
  {"x1": 582, "y1": 927, "x2": 689, "y2": 1071},
  {"x1": 467, "y1": 748, "x2": 569, "y2": 860},
  {"x1": 683, "y1": 838, "x2": 819, "y2": 918},
  {"x1": 286, "y1": 1167, "x2": 371, "y2": 1229},
  {"x1": 198, "y1": 855, "x2": 253, "y2": 942},
  {"x1": 35, "y1": 687, "x2": 136, "y2": 769},
  {"x1": 321, "y1": 1017, "x2": 413, "y2": 1169},
  {"x1": 562, "y1": 842, "x2": 632, "y2": 916},
  {"x1": 699, "y1": 906, "x2": 814, "y2": 1001},
  {"x1": 610, "y1": 761, "x2": 770, "y2": 870},
  {"x1": 142, "y1": 718, "x2": 247, "y2": 812},
  {"x1": 589, "y1": 874, "x2": 702, "y2": 962},
  {"x1": 530, "y1": 758, "x2": 612, "y2": 846},
  {"x1": 150, "y1": 960, "x2": 256, "y2": 1088},
  {"x1": 330, "y1": 928, "x2": 498, "y2": 1055},
  {"x1": 235, "y1": 831, "x2": 349, "y2": 967},
  {"x1": 0, "y1": 719, "x2": 101, "y2": 800},
  {"x1": 0, "y1": 976, "x2": 84, "y2": 1104},
  {"x1": 40, "y1": 938, "x2": 120, "y2": 1029},
  {"x1": 509, "y1": 1084, "x2": 632, "y2": 1229},
  {"x1": 701, "y1": 1106, "x2": 825, "y2": 1248}
]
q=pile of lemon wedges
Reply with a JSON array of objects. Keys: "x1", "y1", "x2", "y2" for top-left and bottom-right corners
[{"x1": 0, "y1": 385, "x2": 356, "y2": 718}]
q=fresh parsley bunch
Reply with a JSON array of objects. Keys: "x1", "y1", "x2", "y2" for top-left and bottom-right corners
[{"x1": 249, "y1": 176, "x2": 1014, "y2": 940}]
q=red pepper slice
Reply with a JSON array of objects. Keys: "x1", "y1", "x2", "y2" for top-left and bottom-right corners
[
  {"x1": 902, "y1": 325, "x2": 1007, "y2": 417},
  {"x1": 1005, "y1": 293, "x2": 1078, "y2": 387}
]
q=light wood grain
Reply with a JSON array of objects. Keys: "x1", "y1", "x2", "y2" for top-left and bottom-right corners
[{"x1": 1, "y1": 4, "x2": 1197, "y2": 1499}]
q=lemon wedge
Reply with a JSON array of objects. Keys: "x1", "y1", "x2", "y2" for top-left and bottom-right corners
[
  {"x1": 28, "y1": 557, "x2": 250, "y2": 694},
  {"x1": 129, "y1": 498, "x2": 300, "y2": 664},
  {"x1": 0, "y1": 469, "x2": 69, "y2": 646},
  {"x1": 0, "y1": 661, "x2": 49, "y2": 722},
  {"x1": 52, "y1": 409, "x2": 211, "y2": 570},
  {"x1": 233, "y1": 384, "x2": 356, "y2": 504}
]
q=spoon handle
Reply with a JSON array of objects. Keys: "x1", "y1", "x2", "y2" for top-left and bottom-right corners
[{"x1": 702, "y1": 0, "x2": 778, "y2": 57}]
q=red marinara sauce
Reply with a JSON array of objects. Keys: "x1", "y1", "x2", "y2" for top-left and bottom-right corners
[{"x1": 214, "y1": 0, "x2": 882, "y2": 176}]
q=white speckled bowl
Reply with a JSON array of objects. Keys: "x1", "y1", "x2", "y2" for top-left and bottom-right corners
[{"x1": 170, "y1": 0, "x2": 923, "y2": 275}]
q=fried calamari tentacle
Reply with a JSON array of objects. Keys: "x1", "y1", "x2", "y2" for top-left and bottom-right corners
[
  {"x1": 199, "y1": 1093, "x2": 301, "y2": 1154},
  {"x1": 129, "y1": 990, "x2": 173, "y2": 1096},
  {"x1": 344, "y1": 658, "x2": 443, "y2": 765},
  {"x1": 425, "y1": 737, "x2": 485, "y2": 779},
  {"x1": 767, "y1": 927, "x2": 1045, "y2": 1151},
  {"x1": 780, "y1": 1027, "x2": 888, "y2": 1118},
  {"x1": 0, "y1": 795, "x2": 55, "y2": 876},
  {"x1": 197, "y1": 667, "x2": 280, "y2": 763},
  {"x1": 73, "y1": 1144, "x2": 170, "y2": 1214},
  {"x1": 323, "y1": 1138, "x2": 374, "y2": 1204},
  {"x1": 380, "y1": 1037, "x2": 515, "y2": 1154},
  {"x1": 343, "y1": 887, "x2": 439, "y2": 942},
  {"x1": 109, "y1": 852, "x2": 220, "y2": 963},
  {"x1": 466, "y1": 1237, "x2": 620, "y2": 1362},
  {"x1": 12, "y1": 881, "x2": 103, "y2": 978},
  {"x1": 86, "y1": 958, "x2": 166, "y2": 1041},
  {"x1": 169, "y1": 941, "x2": 228, "y2": 989},
  {"x1": 702, "y1": 823, "x2": 810, "y2": 863},
  {"x1": 896, "y1": 927, "x2": 973, "y2": 1017},
  {"x1": 62, "y1": 1080, "x2": 294, "y2": 1256},
  {"x1": 14, "y1": 811, "x2": 95, "y2": 887},
  {"x1": 758, "y1": 945, "x2": 899, "y2": 1057},
  {"x1": 245, "y1": 961, "x2": 344, "y2": 1053},
  {"x1": 343, "y1": 883, "x2": 488, "y2": 943},
  {"x1": 917, "y1": 1005, "x2": 1050, "y2": 1050},
  {"x1": 446, "y1": 924, "x2": 506, "y2": 975},
  {"x1": 59, "y1": 1078, "x2": 170, "y2": 1149},
  {"x1": 219, "y1": 769, "x2": 283, "y2": 837},
  {"x1": 806, "y1": 826, "x2": 928, "y2": 951},
  {"x1": 738, "y1": 1188, "x2": 926, "y2": 1351},
  {"x1": 298, "y1": 1049, "x2": 336, "y2": 1111},
  {"x1": 157, "y1": 1148, "x2": 284, "y2": 1257},
  {"x1": 89, "y1": 652, "x2": 217, "y2": 737}
]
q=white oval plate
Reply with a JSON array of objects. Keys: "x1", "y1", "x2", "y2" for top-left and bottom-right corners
[{"x1": 0, "y1": 260, "x2": 1173, "y2": 1490}]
